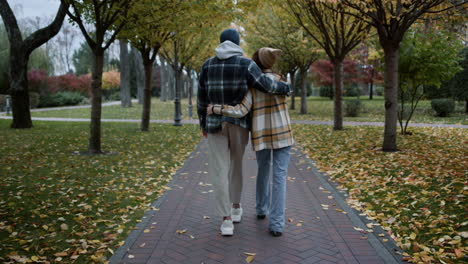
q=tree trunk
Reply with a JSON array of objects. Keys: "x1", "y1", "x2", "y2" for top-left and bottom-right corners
[
  {"x1": 187, "y1": 70, "x2": 193, "y2": 118},
  {"x1": 168, "y1": 64, "x2": 175, "y2": 100},
  {"x1": 9, "y1": 54, "x2": 32, "y2": 128},
  {"x1": 369, "y1": 81, "x2": 374, "y2": 100},
  {"x1": 465, "y1": 99, "x2": 467, "y2": 113},
  {"x1": 132, "y1": 47, "x2": 144, "y2": 104},
  {"x1": 173, "y1": 66, "x2": 182, "y2": 125},
  {"x1": 290, "y1": 71, "x2": 296, "y2": 110},
  {"x1": 333, "y1": 60, "x2": 344, "y2": 130},
  {"x1": 141, "y1": 58, "x2": 153, "y2": 131},
  {"x1": 299, "y1": 68, "x2": 307, "y2": 114},
  {"x1": 382, "y1": 45, "x2": 399, "y2": 151},
  {"x1": 119, "y1": 39, "x2": 132, "y2": 107},
  {"x1": 88, "y1": 51, "x2": 104, "y2": 154},
  {"x1": 160, "y1": 58, "x2": 167, "y2": 101}
]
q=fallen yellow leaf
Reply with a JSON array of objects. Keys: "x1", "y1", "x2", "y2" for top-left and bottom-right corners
[{"x1": 246, "y1": 255, "x2": 255, "y2": 263}]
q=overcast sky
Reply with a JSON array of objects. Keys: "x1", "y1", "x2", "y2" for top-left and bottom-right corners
[{"x1": 7, "y1": 0, "x2": 61, "y2": 19}]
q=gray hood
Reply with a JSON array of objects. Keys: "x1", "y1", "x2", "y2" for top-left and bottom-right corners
[{"x1": 215, "y1": 41, "x2": 243, "y2": 60}]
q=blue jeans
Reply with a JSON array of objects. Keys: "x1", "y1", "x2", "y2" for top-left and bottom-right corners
[{"x1": 255, "y1": 146, "x2": 291, "y2": 232}]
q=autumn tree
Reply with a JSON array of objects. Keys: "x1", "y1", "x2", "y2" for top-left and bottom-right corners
[
  {"x1": 244, "y1": 3, "x2": 321, "y2": 114},
  {"x1": 311, "y1": 59, "x2": 361, "y2": 98},
  {"x1": 159, "y1": 1, "x2": 235, "y2": 125},
  {"x1": 120, "y1": 0, "x2": 219, "y2": 131},
  {"x1": 286, "y1": 0, "x2": 369, "y2": 129},
  {"x1": 339, "y1": 0, "x2": 464, "y2": 151},
  {"x1": 172, "y1": 22, "x2": 226, "y2": 119},
  {"x1": 64, "y1": 0, "x2": 131, "y2": 153},
  {"x1": 0, "y1": 0, "x2": 69, "y2": 128},
  {"x1": 398, "y1": 26, "x2": 462, "y2": 134}
]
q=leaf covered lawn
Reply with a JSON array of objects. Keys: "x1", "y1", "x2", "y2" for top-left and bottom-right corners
[
  {"x1": 294, "y1": 125, "x2": 467, "y2": 264},
  {"x1": 0, "y1": 121, "x2": 200, "y2": 263}
]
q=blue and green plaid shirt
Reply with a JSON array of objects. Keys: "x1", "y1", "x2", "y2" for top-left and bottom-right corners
[{"x1": 197, "y1": 54, "x2": 291, "y2": 133}]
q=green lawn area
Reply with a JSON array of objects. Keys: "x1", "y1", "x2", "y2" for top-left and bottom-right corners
[
  {"x1": 294, "y1": 124, "x2": 467, "y2": 263},
  {"x1": 287, "y1": 96, "x2": 467, "y2": 125},
  {"x1": 29, "y1": 97, "x2": 467, "y2": 125},
  {"x1": 31, "y1": 99, "x2": 198, "y2": 121},
  {"x1": 0, "y1": 120, "x2": 200, "y2": 263}
]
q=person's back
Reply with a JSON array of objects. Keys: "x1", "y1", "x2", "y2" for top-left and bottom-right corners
[
  {"x1": 198, "y1": 31, "x2": 290, "y2": 133},
  {"x1": 197, "y1": 29, "x2": 290, "y2": 237},
  {"x1": 198, "y1": 41, "x2": 255, "y2": 132}
]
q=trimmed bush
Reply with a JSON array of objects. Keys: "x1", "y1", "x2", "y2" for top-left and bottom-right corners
[
  {"x1": 344, "y1": 84, "x2": 361, "y2": 97},
  {"x1": 375, "y1": 86, "x2": 384, "y2": 96},
  {"x1": 107, "y1": 91, "x2": 121, "y2": 101},
  {"x1": 39, "y1": 91, "x2": 85, "y2": 107},
  {"x1": 319, "y1": 86, "x2": 333, "y2": 99},
  {"x1": 345, "y1": 99, "x2": 362, "y2": 117},
  {"x1": 29, "y1": 92, "x2": 40, "y2": 109},
  {"x1": 431, "y1": 98, "x2": 455, "y2": 117}
]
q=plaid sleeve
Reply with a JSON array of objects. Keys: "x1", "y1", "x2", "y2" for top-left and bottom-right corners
[
  {"x1": 247, "y1": 62, "x2": 291, "y2": 95},
  {"x1": 197, "y1": 65, "x2": 208, "y2": 131}
]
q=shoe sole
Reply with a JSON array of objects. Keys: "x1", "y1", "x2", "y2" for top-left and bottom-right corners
[{"x1": 221, "y1": 230, "x2": 234, "y2": 236}]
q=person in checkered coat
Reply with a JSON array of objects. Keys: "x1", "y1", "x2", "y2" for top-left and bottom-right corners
[
  {"x1": 207, "y1": 47, "x2": 294, "y2": 237},
  {"x1": 197, "y1": 29, "x2": 291, "y2": 236}
]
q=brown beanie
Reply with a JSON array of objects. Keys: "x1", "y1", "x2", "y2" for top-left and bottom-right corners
[{"x1": 258, "y1": 48, "x2": 282, "y2": 69}]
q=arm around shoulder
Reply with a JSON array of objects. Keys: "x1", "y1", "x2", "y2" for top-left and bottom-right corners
[{"x1": 247, "y1": 62, "x2": 291, "y2": 95}]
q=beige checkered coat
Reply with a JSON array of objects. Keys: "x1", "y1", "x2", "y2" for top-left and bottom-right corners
[{"x1": 212, "y1": 72, "x2": 294, "y2": 151}]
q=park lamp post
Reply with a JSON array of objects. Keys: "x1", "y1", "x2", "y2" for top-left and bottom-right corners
[
  {"x1": 172, "y1": 32, "x2": 182, "y2": 126},
  {"x1": 5, "y1": 95, "x2": 11, "y2": 115}
]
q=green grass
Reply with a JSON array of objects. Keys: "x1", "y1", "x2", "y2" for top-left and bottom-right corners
[
  {"x1": 294, "y1": 124, "x2": 467, "y2": 263},
  {"x1": 29, "y1": 97, "x2": 467, "y2": 125},
  {"x1": 0, "y1": 120, "x2": 200, "y2": 263},
  {"x1": 31, "y1": 98, "x2": 198, "y2": 120},
  {"x1": 287, "y1": 96, "x2": 467, "y2": 125}
]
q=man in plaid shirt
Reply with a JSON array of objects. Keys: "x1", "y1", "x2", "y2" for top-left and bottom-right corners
[{"x1": 197, "y1": 29, "x2": 291, "y2": 236}]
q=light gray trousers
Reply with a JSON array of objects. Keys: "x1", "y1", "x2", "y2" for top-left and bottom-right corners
[{"x1": 207, "y1": 122, "x2": 249, "y2": 217}]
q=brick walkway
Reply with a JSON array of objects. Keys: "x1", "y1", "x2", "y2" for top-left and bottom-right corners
[{"x1": 109, "y1": 141, "x2": 405, "y2": 264}]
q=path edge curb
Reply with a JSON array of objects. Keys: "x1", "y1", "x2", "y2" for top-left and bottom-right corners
[{"x1": 293, "y1": 146, "x2": 407, "y2": 264}]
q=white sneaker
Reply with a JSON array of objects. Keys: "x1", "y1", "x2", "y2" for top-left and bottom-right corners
[
  {"x1": 231, "y1": 207, "x2": 243, "y2": 223},
  {"x1": 220, "y1": 219, "x2": 234, "y2": 236}
]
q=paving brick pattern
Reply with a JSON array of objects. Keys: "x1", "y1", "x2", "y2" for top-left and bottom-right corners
[{"x1": 111, "y1": 141, "x2": 401, "y2": 264}]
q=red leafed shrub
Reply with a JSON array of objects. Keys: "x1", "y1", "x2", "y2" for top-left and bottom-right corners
[
  {"x1": 311, "y1": 60, "x2": 334, "y2": 87},
  {"x1": 47, "y1": 73, "x2": 91, "y2": 95},
  {"x1": 28, "y1": 69, "x2": 49, "y2": 94}
]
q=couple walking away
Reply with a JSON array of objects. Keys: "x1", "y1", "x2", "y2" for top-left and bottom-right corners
[{"x1": 197, "y1": 29, "x2": 294, "y2": 237}]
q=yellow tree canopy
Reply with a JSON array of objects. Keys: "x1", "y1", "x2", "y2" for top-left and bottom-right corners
[
  {"x1": 285, "y1": 0, "x2": 370, "y2": 62},
  {"x1": 243, "y1": 2, "x2": 323, "y2": 74}
]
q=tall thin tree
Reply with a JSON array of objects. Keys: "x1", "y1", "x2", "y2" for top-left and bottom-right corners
[
  {"x1": 286, "y1": 0, "x2": 369, "y2": 129},
  {"x1": 340, "y1": 0, "x2": 464, "y2": 150},
  {"x1": 64, "y1": 0, "x2": 131, "y2": 154},
  {"x1": 119, "y1": 39, "x2": 132, "y2": 107},
  {"x1": 0, "y1": 0, "x2": 69, "y2": 128}
]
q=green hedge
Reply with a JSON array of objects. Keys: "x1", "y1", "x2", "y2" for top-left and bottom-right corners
[
  {"x1": 39, "y1": 91, "x2": 85, "y2": 107},
  {"x1": 431, "y1": 98, "x2": 455, "y2": 117}
]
